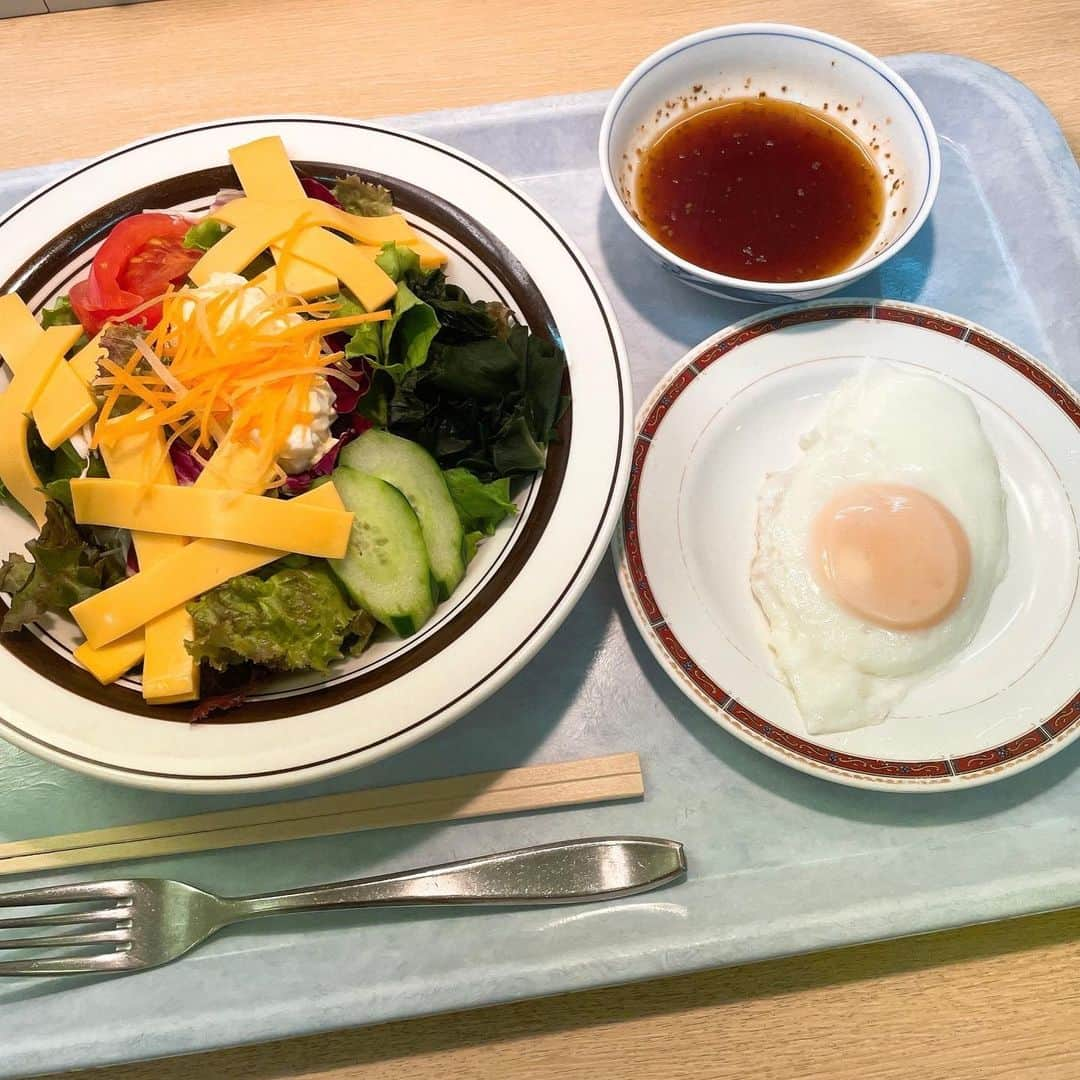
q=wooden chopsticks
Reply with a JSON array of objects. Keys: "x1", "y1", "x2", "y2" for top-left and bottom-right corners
[{"x1": 0, "y1": 752, "x2": 643, "y2": 877}]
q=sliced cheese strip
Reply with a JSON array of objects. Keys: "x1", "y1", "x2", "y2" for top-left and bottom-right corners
[
  {"x1": 141, "y1": 435, "x2": 293, "y2": 701},
  {"x1": 196, "y1": 437, "x2": 274, "y2": 493},
  {"x1": 409, "y1": 237, "x2": 449, "y2": 270},
  {"x1": 35, "y1": 333, "x2": 106, "y2": 450},
  {"x1": 189, "y1": 219, "x2": 290, "y2": 287},
  {"x1": 74, "y1": 633, "x2": 146, "y2": 686},
  {"x1": 34, "y1": 354, "x2": 99, "y2": 450},
  {"x1": 0, "y1": 318, "x2": 81, "y2": 379},
  {"x1": 71, "y1": 483, "x2": 345, "y2": 648},
  {"x1": 246, "y1": 266, "x2": 317, "y2": 298},
  {"x1": 229, "y1": 135, "x2": 306, "y2": 201},
  {"x1": 285, "y1": 227, "x2": 397, "y2": 311},
  {"x1": 0, "y1": 294, "x2": 46, "y2": 364},
  {"x1": 211, "y1": 194, "x2": 337, "y2": 296},
  {"x1": 0, "y1": 323, "x2": 84, "y2": 524},
  {"x1": 323, "y1": 237, "x2": 444, "y2": 271},
  {"x1": 70, "y1": 480, "x2": 353, "y2": 558},
  {"x1": 142, "y1": 606, "x2": 201, "y2": 703},
  {"x1": 143, "y1": 436, "x2": 272, "y2": 702},
  {"x1": 141, "y1": 436, "x2": 277, "y2": 703},
  {"x1": 309, "y1": 203, "x2": 419, "y2": 247},
  {"x1": 100, "y1": 430, "x2": 185, "y2": 570},
  {"x1": 214, "y1": 198, "x2": 418, "y2": 248},
  {"x1": 0, "y1": 396, "x2": 46, "y2": 524},
  {"x1": 196, "y1": 197, "x2": 412, "y2": 306},
  {"x1": 227, "y1": 140, "x2": 338, "y2": 296},
  {"x1": 99, "y1": 428, "x2": 191, "y2": 695},
  {"x1": 195, "y1": 197, "x2": 337, "y2": 296},
  {"x1": 208, "y1": 197, "x2": 409, "y2": 306},
  {"x1": 245, "y1": 246, "x2": 339, "y2": 301},
  {"x1": 264, "y1": 252, "x2": 338, "y2": 299},
  {"x1": 246, "y1": 236, "x2": 442, "y2": 297}
]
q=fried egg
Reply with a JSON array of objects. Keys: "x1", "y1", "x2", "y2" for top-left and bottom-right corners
[{"x1": 750, "y1": 363, "x2": 1008, "y2": 734}]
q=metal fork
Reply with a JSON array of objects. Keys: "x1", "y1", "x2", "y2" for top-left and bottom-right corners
[{"x1": 0, "y1": 836, "x2": 685, "y2": 976}]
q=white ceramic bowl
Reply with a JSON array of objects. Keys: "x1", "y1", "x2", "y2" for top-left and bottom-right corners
[{"x1": 599, "y1": 24, "x2": 941, "y2": 303}]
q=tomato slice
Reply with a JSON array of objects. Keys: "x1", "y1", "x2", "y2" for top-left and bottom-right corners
[{"x1": 69, "y1": 214, "x2": 201, "y2": 335}]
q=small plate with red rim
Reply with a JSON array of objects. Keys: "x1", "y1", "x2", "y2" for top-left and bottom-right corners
[{"x1": 615, "y1": 298, "x2": 1080, "y2": 790}]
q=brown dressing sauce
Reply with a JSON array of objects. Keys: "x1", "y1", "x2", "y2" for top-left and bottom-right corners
[{"x1": 635, "y1": 98, "x2": 885, "y2": 282}]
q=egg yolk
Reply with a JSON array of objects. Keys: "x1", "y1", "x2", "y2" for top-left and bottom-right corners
[{"x1": 810, "y1": 484, "x2": 971, "y2": 631}]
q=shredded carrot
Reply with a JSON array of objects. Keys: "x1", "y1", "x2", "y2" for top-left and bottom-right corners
[{"x1": 90, "y1": 252, "x2": 386, "y2": 475}]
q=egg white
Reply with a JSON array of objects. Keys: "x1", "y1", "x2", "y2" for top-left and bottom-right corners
[{"x1": 750, "y1": 363, "x2": 1009, "y2": 735}]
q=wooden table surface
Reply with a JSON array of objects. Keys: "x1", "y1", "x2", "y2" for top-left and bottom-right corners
[{"x1": 3, "y1": 0, "x2": 1078, "y2": 1077}]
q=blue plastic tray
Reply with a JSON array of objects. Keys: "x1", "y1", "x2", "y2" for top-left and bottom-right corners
[{"x1": 1, "y1": 54, "x2": 1078, "y2": 1077}]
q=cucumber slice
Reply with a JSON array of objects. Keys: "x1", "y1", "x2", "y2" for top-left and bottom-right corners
[
  {"x1": 341, "y1": 429, "x2": 466, "y2": 601},
  {"x1": 330, "y1": 467, "x2": 436, "y2": 637}
]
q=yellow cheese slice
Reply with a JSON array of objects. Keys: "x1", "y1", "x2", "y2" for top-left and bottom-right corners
[
  {"x1": 70, "y1": 479, "x2": 353, "y2": 558},
  {"x1": 207, "y1": 198, "x2": 338, "y2": 296},
  {"x1": 408, "y1": 237, "x2": 449, "y2": 270},
  {"x1": 224, "y1": 139, "x2": 338, "y2": 296},
  {"x1": 34, "y1": 333, "x2": 105, "y2": 450},
  {"x1": 71, "y1": 483, "x2": 346, "y2": 648},
  {"x1": 284, "y1": 227, "x2": 397, "y2": 311},
  {"x1": 0, "y1": 294, "x2": 46, "y2": 363},
  {"x1": 205, "y1": 196, "x2": 410, "y2": 307},
  {"x1": 142, "y1": 606, "x2": 202, "y2": 703},
  {"x1": 188, "y1": 219, "x2": 290, "y2": 287},
  {"x1": 74, "y1": 633, "x2": 146, "y2": 686},
  {"x1": 35, "y1": 332, "x2": 108, "y2": 449},
  {"x1": 100, "y1": 430, "x2": 185, "y2": 569},
  {"x1": 34, "y1": 358, "x2": 98, "y2": 450},
  {"x1": 0, "y1": 405, "x2": 49, "y2": 526},
  {"x1": 190, "y1": 211, "x2": 348, "y2": 301},
  {"x1": 214, "y1": 198, "x2": 418, "y2": 248},
  {"x1": 0, "y1": 322, "x2": 84, "y2": 524},
  {"x1": 310, "y1": 203, "x2": 419, "y2": 247},
  {"x1": 140, "y1": 436, "x2": 280, "y2": 702},
  {"x1": 97, "y1": 428, "x2": 191, "y2": 694},
  {"x1": 196, "y1": 437, "x2": 274, "y2": 493},
  {"x1": 229, "y1": 136, "x2": 306, "y2": 202},
  {"x1": 0, "y1": 311, "x2": 82, "y2": 380},
  {"x1": 265, "y1": 252, "x2": 339, "y2": 299},
  {"x1": 89, "y1": 438, "x2": 302, "y2": 697},
  {"x1": 249, "y1": 239, "x2": 445, "y2": 297}
]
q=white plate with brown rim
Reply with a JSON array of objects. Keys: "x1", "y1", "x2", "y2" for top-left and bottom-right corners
[
  {"x1": 0, "y1": 116, "x2": 631, "y2": 793},
  {"x1": 615, "y1": 298, "x2": 1080, "y2": 791}
]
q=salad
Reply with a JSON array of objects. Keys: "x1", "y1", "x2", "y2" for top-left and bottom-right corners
[{"x1": 0, "y1": 136, "x2": 566, "y2": 713}]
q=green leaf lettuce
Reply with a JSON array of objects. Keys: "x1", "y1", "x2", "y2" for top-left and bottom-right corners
[
  {"x1": 333, "y1": 176, "x2": 394, "y2": 217},
  {"x1": 40, "y1": 296, "x2": 79, "y2": 329},
  {"x1": 0, "y1": 500, "x2": 126, "y2": 632},
  {"x1": 443, "y1": 468, "x2": 516, "y2": 538},
  {"x1": 182, "y1": 219, "x2": 229, "y2": 252},
  {"x1": 186, "y1": 564, "x2": 376, "y2": 673},
  {"x1": 375, "y1": 242, "x2": 420, "y2": 283},
  {"x1": 39, "y1": 296, "x2": 89, "y2": 353},
  {"x1": 345, "y1": 249, "x2": 439, "y2": 383}
]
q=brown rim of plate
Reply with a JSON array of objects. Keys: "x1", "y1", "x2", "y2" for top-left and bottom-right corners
[
  {"x1": 623, "y1": 301, "x2": 1080, "y2": 784},
  {"x1": 0, "y1": 161, "x2": 573, "y2": 724}
]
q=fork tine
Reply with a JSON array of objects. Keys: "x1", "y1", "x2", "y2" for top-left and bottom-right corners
[
  {"x1": 0, "y1": 907, "x2": 131, "y2": 931},
  {"x1": 0, "y1": 952, "x2": 134, "y2": 977},
  {"x1": 0, "y1": 928, "x2": 130, "y2": 951},
  {"x1": 0, "y1": 881, "x2": 130, "y2": 907}
]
